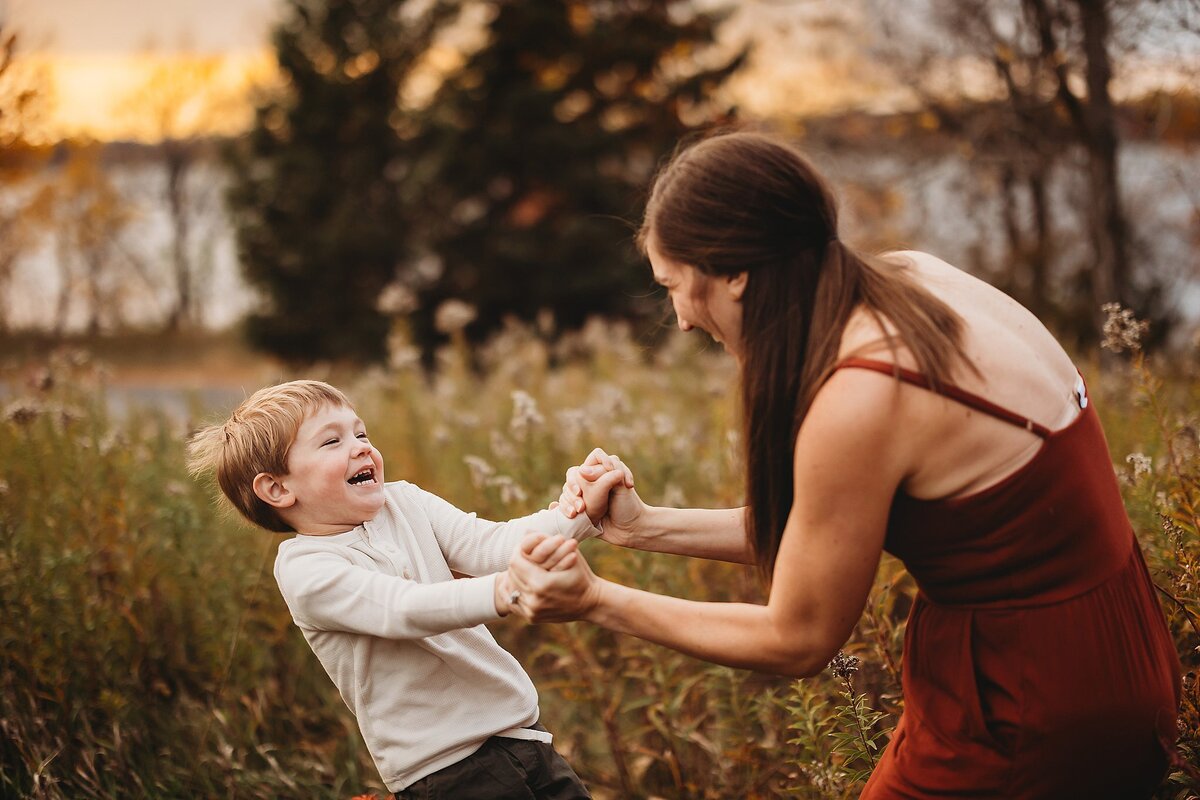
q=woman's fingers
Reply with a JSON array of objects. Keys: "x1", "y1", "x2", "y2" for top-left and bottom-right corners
[
  {"x1": 542, "y1": 538, "x2": 580, "y2": 571},
  {"x1": 520, "y1": 531, "x2": 551, "y2": 558},
  {"x1": 551, "y1": 551, "x2": 578, "y2": 571},
  {"x1": 525, "y1": 533, "x2": 573, "y2": 567},
  {"x1": 578, "y1": 464, "x2": 607, "y2": 480},
  {"x1": 609, "y1": 454, "x2": 635, "y2": 488}
]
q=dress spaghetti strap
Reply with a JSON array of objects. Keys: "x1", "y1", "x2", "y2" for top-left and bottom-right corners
[{"x1": 834, "y1": 357, "x2": 1054, "y2": 438}]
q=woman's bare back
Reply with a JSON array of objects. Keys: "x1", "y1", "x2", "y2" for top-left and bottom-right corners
[{"x1": 837, "y1": 251, "x2": 1084, "y2": 501}]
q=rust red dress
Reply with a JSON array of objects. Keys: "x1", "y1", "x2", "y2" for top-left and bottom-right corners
[{"x1": 834, "y1": 359, "x2": 1181, "y2": 799}]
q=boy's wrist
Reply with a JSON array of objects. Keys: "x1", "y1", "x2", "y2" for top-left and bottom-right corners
[
  {"x1": 493, "y1": 571, "x2": 513, "y2": 617},
  {"x1": 556, "y1": 503, "x2": 603, "y2": 539}
]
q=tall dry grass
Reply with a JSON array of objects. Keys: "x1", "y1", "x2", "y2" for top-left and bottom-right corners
[{"x1": 0, "y1": 312, "x2": 1196, "y2": 798}]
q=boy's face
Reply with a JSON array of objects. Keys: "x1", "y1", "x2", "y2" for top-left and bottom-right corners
[{"x1": 269, "y1": 403, "x2": 386, "y2": 535}]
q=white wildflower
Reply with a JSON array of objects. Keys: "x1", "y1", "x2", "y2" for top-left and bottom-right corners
[
  {"x1": 1126, "y1": 452, "x2": 1152, "y2": 481},
  {"x1": 590, "y1": 384, "x2": 631, "y2": 420},
  {"x1": 490, "y1": 430, "x2": 517, "y2": 461},
  {"x1": 652, "y1": 413, "x2": 675, "y2": 439},
  {"x1": 454, "y1": 411, "x2": 480, "y2": 429},
  {"x1": 554, "y1": 408, "x2": 589, "y2": 447},
  {"x1": 4, "y1": 399, "x2": 42, "y2": 427},
  {"x1": 387, "y1": 335, "x2": 421, "y2": 371},
  {"x1": 377, "y1": 282, "x2": 417, "y2": 315},
  {"x1": 509, "y1": 389, "x2": 545, "y2": 440},
  {"x1": 432, "y1": 425, "x2": 451, "y2": 447},
  {"x1": 489, "y1": 475, "x2": 528, "y2": 506},
  {"x1": 434, "y1": 299, "x2": 477, "y2": 334},
  {"x1": 1101, "y1": 303, "x2": 1149, "y2": 353},
  {"x1": 463, "y1": 455, "x2": 495, "y2": 489}
]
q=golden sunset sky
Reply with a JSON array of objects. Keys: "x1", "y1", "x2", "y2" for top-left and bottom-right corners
[
  {"x1": 5, "y1": 0, "x2": 902, "y2": 143},
  {"x1": 6, "y1": 0, "x2": 281, "y2": 141},
  {"x1": 6, "y1": 0, "x2": 1193, "y2": 143}
]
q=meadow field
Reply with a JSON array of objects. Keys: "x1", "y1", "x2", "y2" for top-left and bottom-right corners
[{"x1": 0, "y1": 318, "x2": 1197, "y2": 799}]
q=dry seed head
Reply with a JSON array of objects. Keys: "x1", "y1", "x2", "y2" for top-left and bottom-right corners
[
  {"x1": 1126, "y1": 452, "x2": 1153, "y2": 482},
  {"x1": 463, "y1": 455, "x2": 495, "y2": 488},
  {"x1": 1100, "y1": 303, "x2": 1149, "y2": 353},
  {"x1": 828, "y1": 650, "x2": 860, "y2": 679},
  {"x1": 434, "y1": 299, "x2": 477, "y2": 334}
]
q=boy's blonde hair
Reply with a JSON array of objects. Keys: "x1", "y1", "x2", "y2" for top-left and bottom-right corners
[{"x1": 187, "y1": 380, "x2": 354, "y2": 532}]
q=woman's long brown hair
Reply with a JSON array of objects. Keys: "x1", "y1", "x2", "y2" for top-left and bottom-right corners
[{"x1": 638, "y1": 131, "x2": 972, "y2": 583}]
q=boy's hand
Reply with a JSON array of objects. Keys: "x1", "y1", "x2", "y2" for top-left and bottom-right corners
[
  {"x1": 557, "y1": 449, "x2": 645, "y2": 547},
  {"x1": 556, "y1": 448, "x2": 633, "y2": 526},
  {"x1": 578, "y1": 466, "x2": 627, "y2": 526},
  {"x1": 495, "y1": 570, "x2": 518, "y2": 616}
]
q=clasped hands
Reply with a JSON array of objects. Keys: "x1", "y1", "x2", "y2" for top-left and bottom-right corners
[{"x1": 504, "y1": 448, "x2": 638, "y2": 622}]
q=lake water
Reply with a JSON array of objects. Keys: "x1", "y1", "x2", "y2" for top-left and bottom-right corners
[{"x1": 3, "y1": 141, "x2": 1197, "y2": 333}]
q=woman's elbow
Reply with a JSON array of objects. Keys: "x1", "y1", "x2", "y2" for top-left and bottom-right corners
[
  {"x1": 760, "y1": 652, "x2": 831, "y2": 679},
  {"x1": 756, "y1": 626, "x2": 843, "y2": 678}
]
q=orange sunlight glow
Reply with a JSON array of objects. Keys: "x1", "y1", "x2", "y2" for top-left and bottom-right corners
[{"x1": 25, "y1": 50, "x2": 279, "y2": 143}]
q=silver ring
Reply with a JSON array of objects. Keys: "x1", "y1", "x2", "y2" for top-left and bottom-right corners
[{"x1": 508, "y1": 590, "x2": 521, "y2": 605}]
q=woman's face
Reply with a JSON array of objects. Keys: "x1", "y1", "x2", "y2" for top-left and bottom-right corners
[{"x1": 647, "y1": 237, "x2": 747, "y2": 358}]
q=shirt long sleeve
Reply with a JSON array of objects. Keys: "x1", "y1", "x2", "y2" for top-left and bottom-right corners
[
  {"x1": 276, "y1": 546, "x2": 500, "y2": 638},
  {"x1": 271, "y1": 480, "x2": 561, "y2": 792},
  {"x1": 409, "y1": 483, "x2": 603, "y2": 577}
]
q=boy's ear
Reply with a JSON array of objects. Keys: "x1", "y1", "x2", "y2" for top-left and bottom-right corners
[
  {"x1": 253, "y1": 472, "x2": 296, "y2": 509},
  {"x1": 726, "y1": 271, "x2": 748, "y2": 301}
]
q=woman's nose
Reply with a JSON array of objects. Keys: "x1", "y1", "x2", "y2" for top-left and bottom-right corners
[{"x1": 677, "y1": 316, "x2": 693, "y2": 332}]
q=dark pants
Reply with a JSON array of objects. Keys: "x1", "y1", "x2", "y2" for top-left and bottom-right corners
[{"x1": 393, "y1": 725, "x2": 590, "y2": 800}]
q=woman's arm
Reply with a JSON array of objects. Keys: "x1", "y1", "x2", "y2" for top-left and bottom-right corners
[
  {"x1": 511, "y1": 369, "x2": 914, "y2": 676},
  {"x1": 559, "y1": 449, "x2": 753, "y2": 564},
  {"x1": 621, "y1": 504, "x2": 752, "y2": 564}
]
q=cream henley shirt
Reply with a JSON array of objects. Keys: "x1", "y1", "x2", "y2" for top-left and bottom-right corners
[{"x1": 273, "y1": 480, "x2": 602, "y2": 791}]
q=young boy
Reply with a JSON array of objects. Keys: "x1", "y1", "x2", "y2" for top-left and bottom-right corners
[{"x1": 187, "y1": 380, "x2": 623, "y2": 798}]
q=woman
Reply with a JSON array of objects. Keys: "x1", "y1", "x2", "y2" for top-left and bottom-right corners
[{"x1": 507, "y1": 131, "x2": 1180, "y2": 797}]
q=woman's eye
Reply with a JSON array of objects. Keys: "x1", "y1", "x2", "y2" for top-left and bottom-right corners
[
  {"x1": 356, "y1": 433, "x2": 369, "y2": 440},
  {"x1": 322, "y1": 438, "x2": 338, "y2": 447}
]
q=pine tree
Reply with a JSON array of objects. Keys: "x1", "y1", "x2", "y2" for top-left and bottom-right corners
[
  {"x1": 404, "y1": 0, "x2": 744, "y2": 353},
  {"x1": 226, "y1": 0, "x2": 455, "y2": 362}
]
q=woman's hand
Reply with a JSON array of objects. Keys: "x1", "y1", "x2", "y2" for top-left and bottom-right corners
[
  {"x1": 508, "y1": 532, "x2": 603, "y2": 623},
  {"x1": 558, "y1": 448, "x2": 647, "y2": 547}
]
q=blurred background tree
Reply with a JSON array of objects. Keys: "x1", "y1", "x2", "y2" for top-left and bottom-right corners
[
  {"x1": 227, "y1": 0, "x2": 743, "y2": 364},
  {"x1": 866, "y1": 0, "x2": 1199, "y2": 343},
  {"x1": 120, "y1": 55, "x2": 241, "y2": 333},
  {"x1": 26, "y1": 143, "x2": 147, "y2": 335},
  {"x1": 225, "y1": 0, "x2": 459, "y2": 363},
  {"x1": 0, "y1": 29, "x2": 53, "y2": 335},
  {"x1": 400, "y1": 0, "x2": 744, "y2": 357}
]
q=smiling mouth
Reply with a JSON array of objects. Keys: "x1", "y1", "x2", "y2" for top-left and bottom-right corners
[{"x1": 347, "y1": 467, "x2": 377, "y2": 486}]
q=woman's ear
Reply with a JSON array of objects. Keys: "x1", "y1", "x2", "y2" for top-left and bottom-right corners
[
  {"x1": 253, "y1": 472, "x2": 296, "y2": 509},
  {"x1": 726, "y1": 271, "x2": 748, "y2": 301}
]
